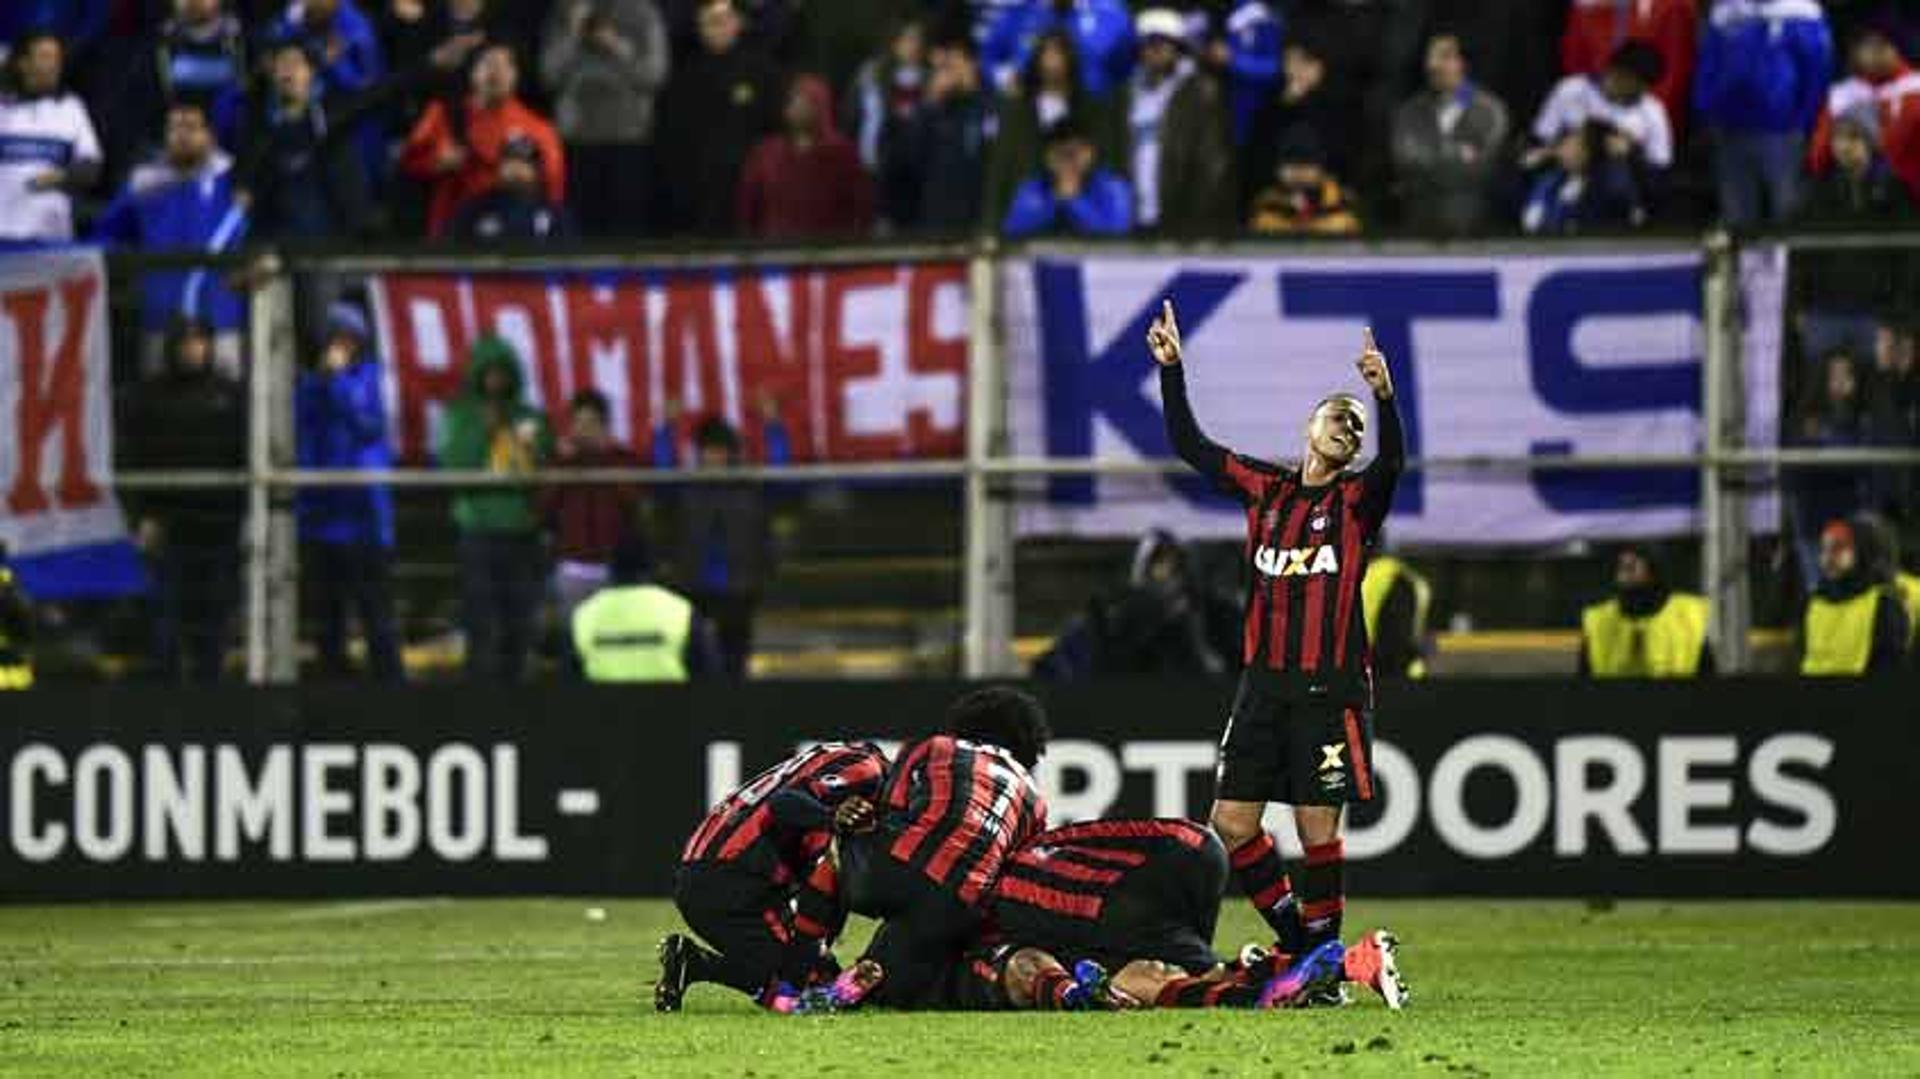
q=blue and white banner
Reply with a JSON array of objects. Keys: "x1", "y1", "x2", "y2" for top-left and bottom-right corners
[
  {"x1": 0, "y1": 247, "x2": 141, "y2": 598},
  {"x1": 1006, "y1": 249, "x2": 1783, "y2": 545}
]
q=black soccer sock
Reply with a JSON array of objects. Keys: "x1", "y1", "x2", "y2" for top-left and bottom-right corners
[
  {"x1": 1298, "y1": 839, "x2": 1345, "y2": 948},
  {"x1": 1030, "y1": 968, "x2": 1079, "y2": 1010},
  {"x1": 1229, "y1": 832, "x2": 1304, "y2": 954},
  {"x1": 1155, "y1": 975, "x2": 1262, "y2": 1009}
]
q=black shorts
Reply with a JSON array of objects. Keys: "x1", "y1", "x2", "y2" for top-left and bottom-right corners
[
  {"x1": 673, "y1": 862, "x2": 831, "y2": 994},
  {"x1": 991, "y1": 832, "x2": 1226, "y2": 975},
  {"x1": 1216, "y1": 678, "x2": 1376, "y2": 807},
  {"x1": 839, "y1": 831, "x2": 981, "y2": 1008}
]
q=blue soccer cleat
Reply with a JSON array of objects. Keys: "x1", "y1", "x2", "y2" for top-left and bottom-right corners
[{"x1": 1258, "y1": 939, "x2": 1346, "y2": 1009}]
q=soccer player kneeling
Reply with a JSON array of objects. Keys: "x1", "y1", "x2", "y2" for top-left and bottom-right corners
[
  {"x1": 833, "y1": 687, "x2": 1052, "y2": 1008},
  {"x1": 657, "y1": 741, "x2": 888, "y2": 1011}
]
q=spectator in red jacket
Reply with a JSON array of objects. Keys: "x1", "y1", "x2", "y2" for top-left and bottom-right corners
[
  {"x1": 1810, "y1": 21, "x2": 1920, "y2": 198},
  {"x1": 399, "y1": 41, "x2": 566, "y2": 236},
  {"x1": 1561, "y1": 0, "x2": 1696, "y2": 136},
  {"x1": 539, "y1": 389, "x2": 644, "y2": 629},
  {"x1": 735, "y1": 72, "x2": 875, "y2": 238}
]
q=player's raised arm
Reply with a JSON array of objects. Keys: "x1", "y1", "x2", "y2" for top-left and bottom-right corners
[
  {"x1": 1355, "y1": 328, "x2": 1404, "y2": 531},
  {"x1": 1151, "y1": 300, "x2": 1275, "y2": 502}
]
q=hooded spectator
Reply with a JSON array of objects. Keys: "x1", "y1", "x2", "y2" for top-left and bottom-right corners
[
  {"x1": 1532, "y1": 39, "x2": 1673, "y2": 172},
  {"x1": 1119, "y1": 7, "x2": 1234, "y2": 235},
  {"x1": 1522, "y1": 120, "x2": 1646, "y2": 234},
  {"x1": 436, "y1": 334, "x2": 554, "y2": 681},
  {"x1": 0, "y1": 32, "x2": 102, "y2": 241},
  {"x1": 736, "y1": 74, "x2": 876, "y2": 238},
  {"x1": 540, "y1": 0, "x2": 671, "y2": 236},
  {"x1": 94, "y1": 100, "x2": 248, "y2": 379},
  {"x1": 400, "y1": 41, "x2": 566, "y2": 237},
  {"x1": 1244, "y1": 33, "x2": 1348, "y2": 208},
  {"x1": 1390, "y1": 31, "x2": 1510, "y2": 236},
  {"x1": 654, "y1": 0, "x2": 782, "y2": 234},
  {"x1": 1560, "y1": 0, "x2": 1697, "y2": 136},
  {"x1": 1810, "y1": 20, "x2": 1920, "y2": 198},
  {"x1": 1694, "y1": 0, "x2": 1833, "y2": 226},
  {"x1": 1799, "y1": 517, "x2": 1909, "y2": 675},
  {"x1": 445, "y1": 133, "x2": 576, "y2": 240},
  {"x1": 118, "y1": 316, "x2": 247, "y2": 684},
  {"x1": 1805, "y1": 109, "x2": 1913, "y2": 224},
  {"x1": 984, "y1": 30, "x2": 1125, "y2": 224},
  {"x1": 1003, "y1": 116, "x2": 1134, "y2": 236},
  {"x1": 1578, "y1": 544, "x2": 1713, "y2": 677},
  {"x1": 1247, "y1": 127, "x2": 1359, "y2": 235},
  {"x1": 886, "y1": 33, "x2": 994, "y2": 232},
  {"x1": 982, "y1": 0, "x2": 1136, "y2": 99},
  {"x1": 295, "y1": 301, "x2": 403, "y2": 682}
]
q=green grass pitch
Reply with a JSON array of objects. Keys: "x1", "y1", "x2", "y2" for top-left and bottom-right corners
[{"x1": 5, "y1": 899, "x2": 1918, "y2": 1077}]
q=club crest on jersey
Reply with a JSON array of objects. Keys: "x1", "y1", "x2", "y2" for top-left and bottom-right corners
[
  {"x1": 1310, "y1": 514, "x2": 1328, "y2": 532},
  {"x1": 1254, "y1": 544, "x2": 1340, "y2": 578}
]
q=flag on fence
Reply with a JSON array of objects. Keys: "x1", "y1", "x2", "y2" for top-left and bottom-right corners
[{"x1": 0, "y1": 246, "x2": 142, "y2": 599}]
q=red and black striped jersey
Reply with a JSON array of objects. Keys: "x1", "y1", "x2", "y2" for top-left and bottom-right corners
[
  {"x1": 989, "y1": 818, "x2": 1215, "y2": 923},
  {"x1": 681, "y1": 742, "x2": 888, "y2": 882},
  {"x1": 1161, "y1": 363, "x2": 1404, "y2": 704},
  {"x1": 881, "y1": 735, "x2": 1050, "y2": 906}
]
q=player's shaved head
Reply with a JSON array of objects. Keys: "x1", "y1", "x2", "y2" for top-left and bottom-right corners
[{"x1": 1305, "y1": 394, "x2": 1367, "y2": 469}]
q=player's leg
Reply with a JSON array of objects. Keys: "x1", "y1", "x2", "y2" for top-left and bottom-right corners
[
  {"x1": 1285, "y1": 702, "x2": 1375, "y2": 951},
  {"x1": 1210, "y1": 681, "x2": 1308, "y2": 953},
  {"x1": 660, "y1": 864, "x2": 792, "y2": 1009},
  {"x1": 1113, "y1": 946, "x2": 1346, "y2": 1010},
  {"x1": 1000, "y1": 947, "x2": 1109, "y2": 1011}
]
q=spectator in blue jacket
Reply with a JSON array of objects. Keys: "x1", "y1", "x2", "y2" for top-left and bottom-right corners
[
  {"x1": 1694, "y1": 0, "x2": 1834, "y2": 226},
  {"x1": 270, "y1": 0, "x2": 387, "y2": 190},
  {"x1": 982, "y1": 0, "x2": 1135, "y2": 99},
  {"x1": 295, "y1": 301, "x2": 404, "y2": 682},
  {"x1": 1205, "y1": 1, "x2": 1282, "y2": 146},
  {"x1": 1003, "y1": 116, "x2": 1134, "y2": 236},
  {"x1": 93, "y1": 100, "x2": 249, "y2": 380}
]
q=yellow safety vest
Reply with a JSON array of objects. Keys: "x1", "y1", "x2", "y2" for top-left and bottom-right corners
[
  {"x1": 1801, "y1": 589, "x2": 1882, "y2": 676},
  {"x1": 571, "y1": 584, "x2": 694, "y2": 683},
  {"x1": 1362, "y1": 556, "x2": 1432, "y2": 678},
  {"x1": 1581, "y1": 592, "x2": 1709, "y2": 678},
  {"x1": 1896, "y1": 573, "x2": 1920, "y2": 649}
]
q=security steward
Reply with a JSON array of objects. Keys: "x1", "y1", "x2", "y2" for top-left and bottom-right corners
[
  {"x1": 1579, "y1": 545, "x2": 1712, "y2": 677},
  {"x1": 0, "y1": 543, "x2": 33, "y2": 690},
  {"x1": 571, "y1": 537, "x2": 717, "y2": 682},
  {"x1": 1800, "y1": 518, "x2": 1909, "y2": 676},
  {"x1": 1362, "y1": 548, "x2": 1431, "y2": 678}
]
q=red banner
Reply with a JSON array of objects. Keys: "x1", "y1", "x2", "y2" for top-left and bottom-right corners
[{"x1": 368, "y1": 262, "x2": 970, "y2": 463}]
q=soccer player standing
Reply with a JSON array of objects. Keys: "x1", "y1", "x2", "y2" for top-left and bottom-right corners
[{"x1": 1147, "y1": 301, "x2": 1402, "y2": 981}]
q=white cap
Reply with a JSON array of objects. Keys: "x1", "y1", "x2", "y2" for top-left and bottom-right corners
[{"x1": 1135, "y1": 7, "x2": 1188, "y2": 44}]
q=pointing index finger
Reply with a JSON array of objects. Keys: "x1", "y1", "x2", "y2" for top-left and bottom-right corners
[{"x1": 1362, "y1": 326, "x2": 1377, "y2": 354}]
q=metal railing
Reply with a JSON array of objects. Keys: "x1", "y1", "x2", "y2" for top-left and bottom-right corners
[{"x1": 103, "y1": 232, "x2": 1920, "y2": 682}]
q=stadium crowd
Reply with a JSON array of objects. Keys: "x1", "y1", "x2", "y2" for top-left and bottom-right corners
[
  {"x1": 10, "y1": 0, "x2": 1920, "y2": 248},
  {"x1": 1, "y1": 0, "x2": 1917, "y2": 684}
]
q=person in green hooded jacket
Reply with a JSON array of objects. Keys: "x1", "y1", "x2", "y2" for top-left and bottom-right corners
[{"x1": 436, "y1": 334, "x2": 554, "y2": 681}]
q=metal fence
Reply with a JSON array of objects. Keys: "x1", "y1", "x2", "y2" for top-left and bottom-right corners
[{"x1": 97, "y1": 233, "x2": 1920, "y2": 683}]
